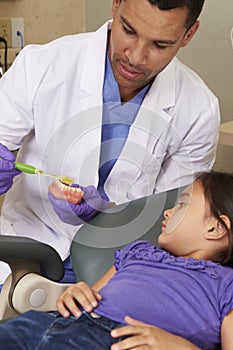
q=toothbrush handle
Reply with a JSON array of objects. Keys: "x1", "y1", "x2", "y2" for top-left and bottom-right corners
[
  {"x1": 14, "y1": 162, "x2": 37, "y2": 174},
  {"x1": 0, "y1": 157, "x2": 37, "y2": 174}
]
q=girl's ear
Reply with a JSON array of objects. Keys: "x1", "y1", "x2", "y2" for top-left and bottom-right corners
[{"x1": 205, "y1": 215, "x2": 231, "y2": 241}]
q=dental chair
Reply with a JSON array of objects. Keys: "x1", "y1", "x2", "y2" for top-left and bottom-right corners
[{"x1": 0, "y1": 187, "x2": 183, "y2": 320}]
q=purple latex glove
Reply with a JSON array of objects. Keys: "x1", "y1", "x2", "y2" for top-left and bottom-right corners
[
  {"x1": 48, "y1": 184, "x2": 109, "y2": 226},
  {"x1": 0, "y1": 143, "x2": 21, "y2": 195}
]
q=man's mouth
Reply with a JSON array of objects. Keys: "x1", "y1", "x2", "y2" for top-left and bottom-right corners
[{"x1": 118, "y1": 60, "x2": 143, "y2": 80}]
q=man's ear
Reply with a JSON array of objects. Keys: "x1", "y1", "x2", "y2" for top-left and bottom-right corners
[
  {"x1": 204, "y1": 215, "x2": 231, "y2": 241},
  {"x1": 112, "y1": 0, "x2": 122, "y2": 16},
  {"x1": 181, "y1": 21, "x2": 200, "y2": 48}
]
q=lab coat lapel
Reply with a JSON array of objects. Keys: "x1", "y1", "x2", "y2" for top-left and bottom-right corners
[
  {"x1": 127, "y1": 59, "x2": 176, "y2": 148},
  {"x1": 78, "y1": 22, "x2": 109, "y2": 186},
  {"x1": 80, "y1": 22, "x2": 109, "y2": 101}
]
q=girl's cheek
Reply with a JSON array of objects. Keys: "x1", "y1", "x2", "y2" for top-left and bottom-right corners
[
  {"x1": 166, "y1": 212, "x2": 185, "y2": 234},
  {"x1": 165, "y1": 219, "x2": 175, "y2": 234}
]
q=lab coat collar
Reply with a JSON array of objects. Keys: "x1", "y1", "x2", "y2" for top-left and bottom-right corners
[
  {"x1": 80, "y1": 21, "x2": 110, "y2": 96},
  {"x1": 144, "y1": 59, "x2": 176, "y2": 111}
]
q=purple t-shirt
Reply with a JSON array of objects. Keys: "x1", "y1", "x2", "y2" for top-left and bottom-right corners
[{"x1": 95, "y1": 241, "x2": 233, "y2": 350}]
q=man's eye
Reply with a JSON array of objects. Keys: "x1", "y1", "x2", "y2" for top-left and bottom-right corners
[
  {"x1": 153, "y1": 42, "x2": 168, "y2": 50},
  {"x1": 122, "y1": 25, "x2": 134, "y2": 36}
]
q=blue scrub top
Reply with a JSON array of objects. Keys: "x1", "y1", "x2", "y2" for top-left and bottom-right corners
[{"x1": 98, "y1": 55, "x2": 151, "y2": 198}]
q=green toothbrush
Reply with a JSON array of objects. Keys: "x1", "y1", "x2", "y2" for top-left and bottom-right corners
[
  {"x1": 0, "y1": 158, "x2": 74, "y2": 185},
  {"x1": 14, "y1": 162, "x2": 74, "y2": 185}
]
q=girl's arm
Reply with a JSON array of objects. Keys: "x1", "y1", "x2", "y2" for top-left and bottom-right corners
[
  {"x1": 92, "y1": 265, "x2": 116, "y2": 291},
  {"x1": 221, "y1": 309, "x2": 233, "y2": 350},
  {"x1": 56, "y1": 265, "x2": 116, "y2": 317}
]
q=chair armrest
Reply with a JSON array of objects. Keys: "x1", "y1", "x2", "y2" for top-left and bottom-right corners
[
  {"x1": 12, "y1": 273, "x2": 71, "y2": 314},
  {"x1": 0, "y1": 235, "x2": 64, "y2": 281},
  {"x1": 0, "y1": 235, "x2": 64, "y2": 320}
]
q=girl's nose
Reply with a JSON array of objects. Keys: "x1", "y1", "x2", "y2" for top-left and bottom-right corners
[{"x1": 164, "y1": 208, "x2": 173, "y2": 219}]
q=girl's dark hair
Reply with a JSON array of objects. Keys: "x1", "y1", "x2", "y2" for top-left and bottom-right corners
[
  {"x1": 147, "y1": 0, "x2": 205, "y2": 29},
  {"x1": 196, "y1": 171, "x2": 233, "y2": 266}
]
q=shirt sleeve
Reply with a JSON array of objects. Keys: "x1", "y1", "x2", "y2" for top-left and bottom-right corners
[
  {"x1": 0, "y1": 46, "x2": 35, "y2": 150},
  {"x1": 114, "y1": 240, "x2": 150, "y2": 271},
  {"x1": 154, "y1": 89, "x2": 220, "y2": 193},
  {"x1": 219, "y1": 270, "x2": 233, "y2": 322}
]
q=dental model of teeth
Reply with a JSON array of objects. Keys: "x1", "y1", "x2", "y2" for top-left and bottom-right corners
[{"x1": 49, "y1": 179, "x2": 84, "y2": 205}]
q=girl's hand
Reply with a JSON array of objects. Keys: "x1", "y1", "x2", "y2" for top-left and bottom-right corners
[
  {"x1": 56, "y1": 281, "x2": 102, "y2": 318},
  {"x1": 111, "y1": 316, "x2": 200, "y2": 350}
]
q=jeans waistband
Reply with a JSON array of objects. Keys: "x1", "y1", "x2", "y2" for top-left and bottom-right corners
[{"x1": 82, "y1": 311, "x2": 124, "y2": 332}]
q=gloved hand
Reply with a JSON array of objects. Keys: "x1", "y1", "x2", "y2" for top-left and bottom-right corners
[
  {"x1": 0, "y1": 143, "x2": 21, "y2": 195},
  {"x1": 48, "y1": 181, "x2": 110, "y2": 226}
]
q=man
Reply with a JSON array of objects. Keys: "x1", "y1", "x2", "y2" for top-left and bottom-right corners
[{"x1": 0, "y1": 0, "x2": 219, "y2": 284}]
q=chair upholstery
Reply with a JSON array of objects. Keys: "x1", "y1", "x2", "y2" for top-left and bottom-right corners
[{"x1": 71, "y1": 187, "x2": 183, "y2": 285}]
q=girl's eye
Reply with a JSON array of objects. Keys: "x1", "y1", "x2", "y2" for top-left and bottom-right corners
[{"x1": 177, "y1": 202, "x2": 186, "y2": 208}]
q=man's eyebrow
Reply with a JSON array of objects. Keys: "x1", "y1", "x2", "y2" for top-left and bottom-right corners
[{"x1": 120, "y1": 15, "x2": 177, "y2": 45}]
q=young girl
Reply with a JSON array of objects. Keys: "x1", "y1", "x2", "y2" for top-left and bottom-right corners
[{"x1": 1, "y1": 171, "x2": 233, "y2": 350}]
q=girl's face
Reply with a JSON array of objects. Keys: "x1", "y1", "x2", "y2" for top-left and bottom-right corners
[{"x1": 158, "y1": 181, "x2": 214, "y2": 258}]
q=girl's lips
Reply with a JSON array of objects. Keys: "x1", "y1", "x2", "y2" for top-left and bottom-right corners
[
  {"x1": 118, "y1": 61, "x2": 143, "y2": 80},
  {"x1": 161, "y1": 222, "x2": 166, "y2": 230}
]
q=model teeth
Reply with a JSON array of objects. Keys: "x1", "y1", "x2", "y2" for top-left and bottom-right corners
[
  {"x1": 62, "y1": 184, "x2": 81, "y2": 192},
  {"x1": 57, "y1": 180, "x2": 81, "y2": 192}
]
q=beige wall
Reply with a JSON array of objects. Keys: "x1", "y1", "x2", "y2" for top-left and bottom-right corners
[
  {"x1": 85, "y1": 0, "x2": 111, "y2": 32},
  {"x1": 177, "y1": 0, "x2": 233, "y2": 172},
  {"x1": 0, "y1": 0, "x2": 85, "y2": 44}
]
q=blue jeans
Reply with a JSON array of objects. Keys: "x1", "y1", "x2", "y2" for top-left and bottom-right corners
[
  {"x1": 0, "y1": 310, "x2": 125, "y2": 349},
  {"x1": 60, "y1": 256, "x2": 76, "y2": 283}
]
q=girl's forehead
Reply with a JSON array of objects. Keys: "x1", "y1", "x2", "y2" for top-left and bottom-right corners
[
  {"x1": 186, "y1": 181, "x2": 212, "y2": 215},
  {"x1": 180, "y1": 181, "x2": 205, "y2": 204},
  {"x1": 181, "y1": 182, "x2": 195, "y2": 197},
  {"x1": 186, "y1": 180, "x2": 203, "y2": 194}
]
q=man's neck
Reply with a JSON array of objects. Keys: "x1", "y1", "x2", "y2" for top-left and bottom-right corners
[{"x1": 119, "y1": 87, "x2": 142, "y2": 103}]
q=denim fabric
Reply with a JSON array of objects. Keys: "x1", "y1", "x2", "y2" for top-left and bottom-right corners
[
  {"x1": 60, "y1": 255, "x2": 76, "y2": 284},
  {"x1": 0, "y1": 310, "x2": 125, "y2": 349}
]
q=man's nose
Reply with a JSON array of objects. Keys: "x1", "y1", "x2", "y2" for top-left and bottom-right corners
[{"x1": 125, "y1": 40, "x2": 147, "y2": 66}]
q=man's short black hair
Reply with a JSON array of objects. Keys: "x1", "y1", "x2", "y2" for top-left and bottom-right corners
[{"x1": 147, "y1": 0, "x2": 205, "y2": 29}]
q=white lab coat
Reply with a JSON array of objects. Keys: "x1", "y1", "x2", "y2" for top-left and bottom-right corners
[{"x1": 0, "y1": 21, "x2": 220, "y2": 269}]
